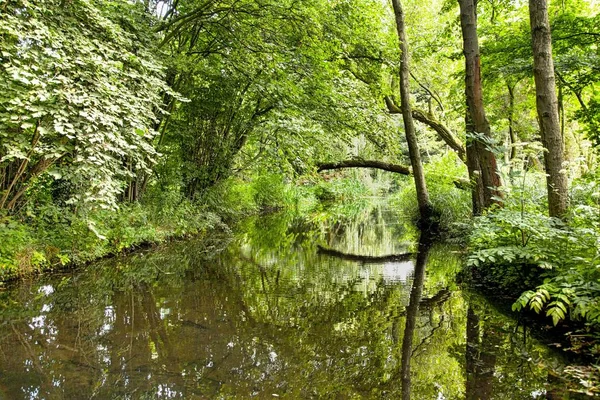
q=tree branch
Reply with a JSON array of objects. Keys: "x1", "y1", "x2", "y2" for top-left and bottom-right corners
[
  {"x1": 316, "y1": 159, "x2": 410, "y2": 175},
  {"x1": 385, "y1": 96, "x2": 466, "y2": 161},
  {"x1": 409, "y1": 71, "x2": 445, "y2": 113},
  {"x1": 316, "y1": 158, "x2": 469, "y2": 189}
]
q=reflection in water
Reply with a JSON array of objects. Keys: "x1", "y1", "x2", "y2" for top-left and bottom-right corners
[
  {"x1": 466, "y1": 305, "x2": 498, "y2": 400},
  {"x1": 400, "y1": 234, "x2": 432, "y2": 400},
  {"x1": 0, "y1": 203, "x2": 575, "y2": 399}
]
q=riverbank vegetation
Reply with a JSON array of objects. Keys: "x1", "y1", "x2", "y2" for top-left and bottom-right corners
[{"x1": 1, "y1": 0, "x2": 600, "y2": 363}]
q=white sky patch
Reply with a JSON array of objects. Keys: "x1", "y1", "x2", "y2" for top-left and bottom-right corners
[{"x1": 155, "y1": 1, "x2": 170, "y2": 18}]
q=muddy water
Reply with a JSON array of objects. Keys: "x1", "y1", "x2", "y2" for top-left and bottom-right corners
[{"x1": 0, "y1": 205, "x2": 578, "y2": 399}]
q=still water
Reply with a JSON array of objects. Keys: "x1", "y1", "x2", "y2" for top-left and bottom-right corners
[{"x1": 0, "y1": 204, "x2": 583, "y2": 399}]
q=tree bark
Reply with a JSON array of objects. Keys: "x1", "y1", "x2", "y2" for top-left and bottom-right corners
[
  {"x1": 316, "y1": 159, "x2": 469, "y2": 189},
  {"x1": 507, "y1": 83, "x2": 517, "y2": 162},
  {"x1": 465, "y1": 124, "x2": 486, "y2": 216},
  {"x1": 458, "y1": 0, "x2": 503, "y2": 214},
  {"x1": 317, "y1": 159, "x2": 410, "y2": 175},
  {"x1": 385, "y1": 97, "x2": 466, "y2": 161},
  {"x1": 529, "y1": 0, "x2": 569, "y2": 218},
  {"x1": 391, "y1": 0, "x2": 432, "y2": 222}
]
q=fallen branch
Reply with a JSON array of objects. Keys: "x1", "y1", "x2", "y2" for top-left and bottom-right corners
[{"x1": 317, "y1": 159, "x2": 410, "y2": 175}]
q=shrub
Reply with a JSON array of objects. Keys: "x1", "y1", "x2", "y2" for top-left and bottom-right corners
[
  {"x1": 0, "y1": 190, "x2": 225, "y2": 280},
  {"x1": 469, "y1": 170, "x2": 600, "y2": 329},
  {"x1": 251, "y1": 174, "x2": 290, "y2": 210},
  {"x1": 392, "y1": 153, "x2": 471, "y2": 234},
  {"x1": 0, "y1": 218, "x2": 33, "y2": 278},
  {"x1": 201, "y1": 177, "x2": 258, "y2": 218}
]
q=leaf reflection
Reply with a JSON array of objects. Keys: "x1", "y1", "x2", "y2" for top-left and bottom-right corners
[{"x1": 0, "y1": 203, "x2": 574, "y2": 399}]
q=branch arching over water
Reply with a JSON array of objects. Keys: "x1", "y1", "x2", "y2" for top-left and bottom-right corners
[
  {"x1": 385, "y1": 96, "x2": 466, "y2": 161},
  {"x1": 317, "y1": 159, "x2": 411, "y2": 175}
]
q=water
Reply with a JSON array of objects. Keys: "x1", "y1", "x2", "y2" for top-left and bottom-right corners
[{"x1": 0, "y1": 204, "x2": 585, "y2": 399}]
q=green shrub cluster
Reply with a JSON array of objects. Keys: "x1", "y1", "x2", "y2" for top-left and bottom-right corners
[
  {"x1": 250, "y1": 174, "x2": 291, "y2": 210},
  {"x1": 0, "y1": 193, "x2": 223, "y2": 281},
  {"x1": 0, "y1": 173, "x2": 303, "y2": 281},
  {"x1": 468, "y1": 169, "x2": 600, "y2": 331},
  {"x1": 312, "y1": 176, "x2": 372, "y2": 204}
]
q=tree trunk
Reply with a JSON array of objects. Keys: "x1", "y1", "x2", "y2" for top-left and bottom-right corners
[
  {"x1": 391, "y1": 0, "x2": 432, "y2": 222},
  {"x1": 507, "y1": 83, "x2": 517, "y2": 162},
  {"x1": 458, "y1": 0, "x2": 503, "y2": 214},
  {"x1": 465, "y1": 120, "x2": 486, "y2": 216},
  {"x1": 529, "y1": 0, "x2": 568, "y2": 218}
]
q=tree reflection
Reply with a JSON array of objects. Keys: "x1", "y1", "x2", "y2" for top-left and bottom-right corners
[
  {"x1": 0, "y1": 204, "x2": 574, "y2": 399},
  {"x1": 400, "y1": 232, "x2": 432, "y2": 400},
  {"x1": 465, "y1": 305, "x2": 498, "y2": 399}
]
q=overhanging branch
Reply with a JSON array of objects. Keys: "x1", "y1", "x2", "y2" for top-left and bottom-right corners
[
  {"x1": 385, "y1": 96, "x2": 466, "y2": 161},
  {"x1": 316, "y1": 158, "x2": 470, "y2": 190},
  {"x1": 316, "y1": 159, "x2": 411, "y2": 175}
]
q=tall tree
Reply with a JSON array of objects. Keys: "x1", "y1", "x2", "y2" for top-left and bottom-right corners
[
  {"x1": 529, "y1": 0, "x2": 569, "y2": 218},
  {"x1": 390, "y1": 0, "x2": 432, "y2": 222},
  {"x1": 458, "y1": 0, "x2": 503, "y2": 215}
]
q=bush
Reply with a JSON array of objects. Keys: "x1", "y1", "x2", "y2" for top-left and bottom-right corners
[
  {"x1": 311, "y1": 176, "x2": 371, "y2": 204},
  {"x1": 0, "y1": 218, "x2": 33, "y2": 278},
  {"x1": 0, "y1": 191, "x2": 225, "y2": 281},
  {"x1": 467, "y1": 208, "x2": 567, "y2": 290},
  {"x1": 468, "y1": 170, "x2": 600, "y2": 329},
  {"x1": 251, "y1": 174, "x2": 290, "y2": 210},
  {"x1": 201, "y1": 177, "x2": 258, "y2": 218}
]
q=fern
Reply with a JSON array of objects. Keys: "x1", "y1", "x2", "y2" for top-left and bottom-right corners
[{"x1": 513, "y1": 285, "x2": 574, "y2": 326}]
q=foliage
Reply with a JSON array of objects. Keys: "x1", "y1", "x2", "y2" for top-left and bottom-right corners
[
  {"x1": 515, "y1": 174, "x2": 600, "y2": 329},
  {"x1": 151, "y1": 0, "x2": 407, "y2": 201},
  {"x1": 313, "y1": 176, "x2": 372, "y2": 204},
  {"x1": 0, "y1": 217, "x2": 34, "y2": 276},
  {"x1": 200, "y1": 178, "x2": 259, "y2": 219},
  {"x1": 0, "y1": 0, "x2": 172, "y2": 211},
  {"x1": 0, "y1": 194, "x2": 223, "y2": 280},
  {"x1": 468, "y1": 170, "x2": 600, "y2": 328},
  {"x1": 1, "y1": 0, "x2": 600, "y2": 370},
  {"x1": 392, "y1": 153, "x2": 471, "y2": 234},
  {"x1": 468, "y1": 210, "x2": 565, "y2": 282},
  {"x1": 250, "y1": 174, "x2": 291, "y2": 210}
]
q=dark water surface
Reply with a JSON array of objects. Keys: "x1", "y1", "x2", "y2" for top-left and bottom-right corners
[{"x1": 0, "y1": 204, "x2": 583, "y2": 399}]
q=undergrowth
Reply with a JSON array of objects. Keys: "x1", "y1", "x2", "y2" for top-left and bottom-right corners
[
  {"x1": 467, "y1": 167, "x2": 600, "y2": 341},
  {"x1": 0, "y1": 174, "x2": 296, "y2": 282},
  {"x1": 0, "y1": 196, "x2": 223, "y2": 281},
  {"x1": 391, "y1": 153, "x2": 471, "y2": 236}
]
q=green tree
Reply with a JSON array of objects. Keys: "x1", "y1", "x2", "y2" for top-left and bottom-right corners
[
  {"x1": 391, "y1": 0, "x2": 433, "y2": 223},
  {"x1": 0, "y1": 0, "x2": 170, "y2": 212},
  {"x1": 458, "y1": 0, "x2": 503, "y2": 215},
  {"x1": 529, "y1": 0, "x2": 569, "y2": 218}
]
